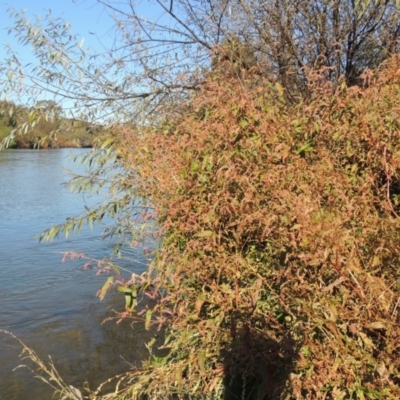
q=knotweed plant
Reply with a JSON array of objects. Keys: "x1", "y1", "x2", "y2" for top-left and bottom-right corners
[{"x1": 102, "y1": 57, "x2": 400, "y2": 399}]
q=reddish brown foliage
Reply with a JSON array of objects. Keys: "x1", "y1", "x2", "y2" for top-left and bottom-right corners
[{"x1": 116, "y1": 57, "x2": 400, "y2": 399}]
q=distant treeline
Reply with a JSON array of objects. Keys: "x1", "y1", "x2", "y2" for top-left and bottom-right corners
[{"x1": 0, "y1": 100, "x2": 105, "y2": 149}]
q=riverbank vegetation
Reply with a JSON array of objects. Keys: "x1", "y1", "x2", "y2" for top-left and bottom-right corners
[
  {"x1": 2, "y1": 0, "x2": 400, "y2": 398},
  {"x1": 0, "y1": 100, "x2": 104, "y2": 148},
  {"x1": 96, "y1": 54, "x2": 400, "y2": 399}
]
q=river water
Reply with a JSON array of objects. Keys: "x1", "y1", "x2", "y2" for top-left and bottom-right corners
[{"x1": 0, "y1": 149, "x2": 151, "y2": 399}]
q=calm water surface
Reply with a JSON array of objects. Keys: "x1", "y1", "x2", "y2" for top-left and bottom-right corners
[{"x1": 0, "y1": 149, "x2": 151, "y2": 399}]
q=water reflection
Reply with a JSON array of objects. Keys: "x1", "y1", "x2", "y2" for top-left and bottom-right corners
[{"x1": 0, "y1": 149, "x2": 148, "y2": 399}]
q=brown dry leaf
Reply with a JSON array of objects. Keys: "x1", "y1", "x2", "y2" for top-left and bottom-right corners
[
  {"x1": 358, "y1": 332, "x2": 375, "y2": 351},
  {"x1": 195, "y1": 299, "x2": 204, "y2": 315},
  {"x1": 367, "y1": 321, "x2": 387, "y2": 330},
  {"x1": 376, "y1": 363, "x2": 389, "y2": 379},
  {"x1": 325, "y1": 321, "x2": 342, "y2": 343},
  {"x1": 322, "y1": 276, "x2": 347, "y2": 293},
  {"x1": 348, "y1": 323, "x2": 358, "y2": 334},
  {"x1": 207, "y1": 376, "x2": 221, "y2": 393}
]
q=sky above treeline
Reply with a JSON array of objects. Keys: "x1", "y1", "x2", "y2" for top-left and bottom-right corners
[
  {"x1": 0, "y1": 0, "x2": 162, "y2": 64},
  {"x1": 1, "y1": 0, "x2": 113, "y2": 59},
  {"x1": 0, "y1": 0, "x2": 167, "y2": 113}
]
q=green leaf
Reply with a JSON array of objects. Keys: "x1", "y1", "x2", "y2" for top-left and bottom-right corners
[
  {"x1": 198, "y1": 351, "x2": 206, "y2": 374},
  {"x1": 117, "y1": 285, "x2": 132, "y2": 293},
  {"x1": 100, "y1": 137, "x2": 113, "y2": 149},
  {"x1": 275, "y1": 82, "x2": 284, "y2": 97},
  {"x1": 240, "y1": 119, "x2": 249, "y2": 128},
  {"x1": 145, "y1": 309, "x2": 152, "y2": 330},
  {"x1": 195, "y1": 230, "x2": 214, "y2": 238},
  {"x1": 98, "y1": 276, "x2": 114, "y2": 301}
]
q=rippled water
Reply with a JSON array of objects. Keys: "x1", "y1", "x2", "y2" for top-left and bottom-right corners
[{"x1": 0, "y1": 149, "x2": 151, "y2": 399}]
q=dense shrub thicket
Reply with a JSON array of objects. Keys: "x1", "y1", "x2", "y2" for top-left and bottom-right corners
[{"x1": 105, "y1": 56, "x2": 400, "y2": 399}]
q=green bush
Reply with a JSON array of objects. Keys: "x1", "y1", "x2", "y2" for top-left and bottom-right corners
[{"x1": 110, "y1": 56, "x2": 400, "y2": 399}]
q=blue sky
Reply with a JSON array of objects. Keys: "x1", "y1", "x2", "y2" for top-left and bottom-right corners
[
  {"x1": 0, "y1": 0, "x2": 194, "y2": 119},
  {"x1": 0, "y1": 0, "x2": 121, "y2": 112},
  {"x1": 0, "y1": 0, "x2": 116, "y2": 62},
  {"x1": 0, "y1": 0, "x2": 168, "y2": 115},
  {"x1": 0, "y1": 0, "x2": 169, "y2": 61}
]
